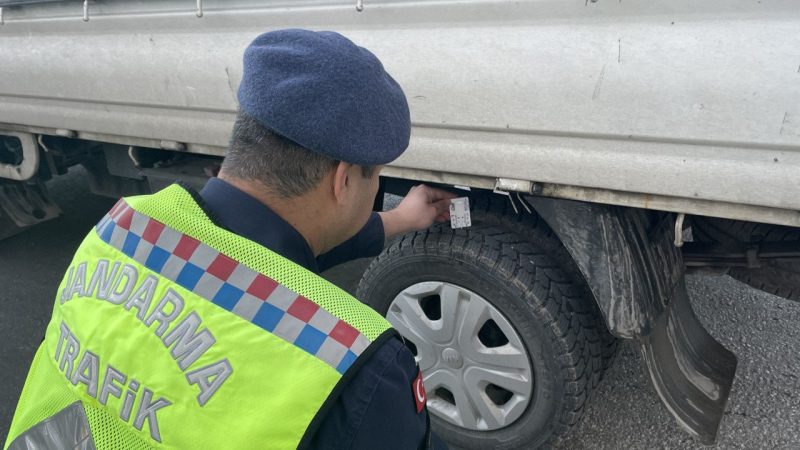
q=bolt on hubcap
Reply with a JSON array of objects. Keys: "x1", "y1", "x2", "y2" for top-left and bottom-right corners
[{"x1": 442, "y1": 348, "x2": 463, "y2": 369}]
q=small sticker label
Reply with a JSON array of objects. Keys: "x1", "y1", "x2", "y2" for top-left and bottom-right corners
[
  {"x1": 449, "y1": 197, "x2": 471, "y2": 229},
  {"x1": 412, "y1": 370, "x2": 427, "y2": 414}
]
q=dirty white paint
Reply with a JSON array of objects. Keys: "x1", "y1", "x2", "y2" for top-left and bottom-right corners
[{"x1": 0, "y1": 0, "x2": 799, "y2": 217}]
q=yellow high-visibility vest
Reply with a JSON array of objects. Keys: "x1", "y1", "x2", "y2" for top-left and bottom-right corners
[{"x1": 5, "y1": 184, "x2": 394, "y2": 450}]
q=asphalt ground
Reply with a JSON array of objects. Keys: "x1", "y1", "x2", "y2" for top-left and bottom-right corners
[{"x1": 1, "y1": 167, "x2": 798, "y2": 448}]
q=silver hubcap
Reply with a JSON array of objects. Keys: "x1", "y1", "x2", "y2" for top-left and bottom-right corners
[{"x1": 387, "y1": 281, "x2": 533, "y2": 431}]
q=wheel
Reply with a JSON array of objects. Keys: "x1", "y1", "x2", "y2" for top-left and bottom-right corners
[
  {"x1": 691, "y1": 217, "x2": 800, "y2": 301},
  {"x1": 728, "y1": 262, "x2": 800, "y2": 301},
  {"x1": 467, "y1": 196, "x2": 618, "y2": 373},
  {"x1": 357, "y1": 203, "x2": 614, "y2": 449}
]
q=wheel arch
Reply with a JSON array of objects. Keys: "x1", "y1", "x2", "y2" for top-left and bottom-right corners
[
  {"x1": 378, "y1": 177, "x2": 739, "y2": 444},
  {"x1": 379, "y1": 177, "x2": 615, "y2": 337},
  {"x1": 523, "y1": 195, "x2": 738, "y2": 444}
]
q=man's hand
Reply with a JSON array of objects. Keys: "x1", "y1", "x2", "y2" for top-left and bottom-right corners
[{"x1": 379, "y1": 185, "x2": 458, "y2": 238}]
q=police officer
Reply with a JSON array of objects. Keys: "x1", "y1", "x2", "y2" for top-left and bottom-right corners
[{"x1": 6, "y1": 29, "x2": 453, "y2": 449}]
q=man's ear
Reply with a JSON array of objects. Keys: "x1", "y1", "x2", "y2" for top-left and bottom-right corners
[{"x1": 332, "y1": 161, "x2": 351, "y2": 205}]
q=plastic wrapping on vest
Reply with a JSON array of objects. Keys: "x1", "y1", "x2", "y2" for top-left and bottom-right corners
[{"x1": 8, "y1": 402, "x2": 95, "y2": 450}]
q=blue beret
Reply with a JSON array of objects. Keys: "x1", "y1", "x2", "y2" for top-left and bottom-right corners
[{"x1": 237, "y1": 29, "x2": 411, "y2": 166}]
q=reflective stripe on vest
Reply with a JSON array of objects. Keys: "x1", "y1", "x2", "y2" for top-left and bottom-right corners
[
  {"x1": 96, "y1": 200, "x2": 371, "y2": 374},
  {"x1": 5, "y1": 185, "x2": 393, "y2": 450}
]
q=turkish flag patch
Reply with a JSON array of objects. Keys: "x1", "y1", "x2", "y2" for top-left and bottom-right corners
[{"x1": 412, "y1": 370, "x2": 427, "y2": 414}]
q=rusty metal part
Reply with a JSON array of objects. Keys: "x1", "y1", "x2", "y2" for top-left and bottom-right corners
[{"x1": 378, "y1": 166, "x2": 800, "y2": 228}]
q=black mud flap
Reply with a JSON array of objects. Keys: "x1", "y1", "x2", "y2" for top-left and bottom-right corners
[
  {"x1": 0, "y1": 180, "x2": 61, "y2": 240},
  {"x1": 527, "y1": 196, "x2": 737, "y2": 445},
  {"x1": 641, "y1": 277, "x2": 737, "y2": 443}
]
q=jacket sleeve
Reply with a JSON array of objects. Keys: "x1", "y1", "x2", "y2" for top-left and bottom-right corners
[
  {"x1": 309, "y1": 337, "x2": 444, "y2": 450},
  {"x1": 316, "y1": 212, "x2": 384, "y2": 272}
]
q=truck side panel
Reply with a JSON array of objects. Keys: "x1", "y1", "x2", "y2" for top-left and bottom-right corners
[{"x1": 1, "y1": 0, "x2": 799, "y2": 211}]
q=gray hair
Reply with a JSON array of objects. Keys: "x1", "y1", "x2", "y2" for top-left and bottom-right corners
[{"x1": 221, "y1": 111, "x2": 374, "y2": 197}]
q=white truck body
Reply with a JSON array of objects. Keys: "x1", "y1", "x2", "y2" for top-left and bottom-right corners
[
  {"x1": 5, "y1": 2, "x2": 800, "y2": 447},
  {"x1": 1, "y1": 0, "x2": 799, "y2": 225}
]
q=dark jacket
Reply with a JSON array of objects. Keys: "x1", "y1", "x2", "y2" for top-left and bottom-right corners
[{"x1": 199, "y1": 178, "x2": 440, "y2": 450}]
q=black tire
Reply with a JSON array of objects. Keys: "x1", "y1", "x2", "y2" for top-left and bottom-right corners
[
  {"x1": 467, "y1": 196, "x2": 618, "y2": 373},
  {"x1": 729, "y1": 262, "x2": 800, "y2": 300},
  {"x1": 691, "y1": 217, "x2": 800, "y2": 301},
  {"x1": 357, "y1": 204, "x2": 615, "y2": 449}
]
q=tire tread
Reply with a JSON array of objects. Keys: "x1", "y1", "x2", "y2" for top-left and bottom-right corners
[
  {"x1": 691, "y1": 217, "x2": 800, "y2": 301},
  {"x1": 359, "y1": 196, "x2": 619, "y2": 449}
]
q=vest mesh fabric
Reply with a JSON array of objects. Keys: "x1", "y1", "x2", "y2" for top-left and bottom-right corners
[
  {"x1": 4, "y1": 346, "x2": 75, "y2": 450},
  {"x1": 127, "y1": 185, "x2": 388, "y2": 341},
  {"x1": 6, "y1": 184, "x2": 393, "y2": 450},
  {"x1": 83, "y1": 403, "x2": 153, "y2": 450},
  {"x1": 6, "y1": 306, "x2": 153, "y2": 450}
]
